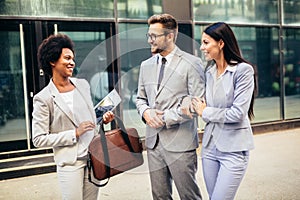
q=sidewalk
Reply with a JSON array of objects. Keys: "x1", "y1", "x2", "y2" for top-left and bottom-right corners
[{"x1": 0, "y1": 128, "x2": 300, "y2": 200}]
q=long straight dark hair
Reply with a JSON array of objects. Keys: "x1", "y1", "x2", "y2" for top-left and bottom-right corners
[{"x1": 204, "y1": 22, "x2": 257, "y2": 120}]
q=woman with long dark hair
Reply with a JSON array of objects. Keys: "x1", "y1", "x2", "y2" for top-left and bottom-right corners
[{"x1": 192, "y1": 22, "x2": 257, "y2": 199}]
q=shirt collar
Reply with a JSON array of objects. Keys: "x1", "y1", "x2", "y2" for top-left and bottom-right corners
[
  {"x1": 208, "y1": 62, "x2": 237, "y2": 75},
  {"x1": 156, "y1": 46, "x2": 178, "y2": 65}
]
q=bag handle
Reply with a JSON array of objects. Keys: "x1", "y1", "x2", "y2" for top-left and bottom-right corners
[
  {"x1": 87, "y1": 115, "x2": 136, "y2": 187},
  {"x1": 112, "y1": 115, "x2": 135, "y2": 153}
]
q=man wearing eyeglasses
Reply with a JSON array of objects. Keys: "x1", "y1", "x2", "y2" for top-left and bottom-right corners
[{"x1": 136, "y1": 13, "x2": 204, "y2": 200}]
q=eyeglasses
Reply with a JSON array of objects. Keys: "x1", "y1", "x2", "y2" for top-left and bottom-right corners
[{"x1": 146, "y1": 33, "x2": 166, "y2": 41}]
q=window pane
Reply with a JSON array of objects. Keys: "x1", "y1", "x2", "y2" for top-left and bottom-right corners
[
  {"x1": 61, "y1": 31, "x2": 109, "y2": 105},
  {"x1": 193, "y1": 0, "x2": 278, "y2": 24},
  {"x1": 118, "y1": 23, "x2": 150, "y2": 138},
  {"x1": 195, "y1": 25, "x2": 281, "y2": 123},
  {"x1": 283, "y1": 0, "x2": 300, "y2": 25},
  {"x1": 284, "y1": 28, "x2": 300, "y2": 119},
  {"x1": 0, "y1": 0, "x2": 114, "y2": 18},
  {"x1": 117, "y1": 0, "x2": 163, "y2": 19},
  {"x1": 0, "y1": 31, "x2": 27, "y2": 143}
]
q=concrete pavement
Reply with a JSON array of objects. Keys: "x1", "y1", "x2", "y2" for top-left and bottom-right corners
[{"x1": 0, "y1": 128, "x2": 300, "y2": 200}]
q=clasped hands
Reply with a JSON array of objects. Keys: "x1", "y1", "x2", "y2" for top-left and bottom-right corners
[
  {"x1": 181, "y1": 96, "x2": 206, "y2": 118},
  {"x1": 143, "y1": 109, "x2": 165, "y2": 129}
]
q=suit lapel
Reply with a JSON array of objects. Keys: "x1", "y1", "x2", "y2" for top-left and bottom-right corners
[
  {"x1": 48, "y1": 79, "x2": 78, "y2": 127},
  {"x1": 156, "y1": 48, "x2": 183, "y2": 96},
  {"x1": 71, "y1": 78, "x2": 95, "y2": 121},
  {"x1": 144, "y1": 55, "x2": 159, "y2": 92},
  {"x1": 206, "y1": 67, "x2": 214, "y2": 104}
]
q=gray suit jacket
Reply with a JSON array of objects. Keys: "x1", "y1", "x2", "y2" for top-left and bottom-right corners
[
  {"x1": 136, "y1": 47, "x2": 205, "y2": 152},
  {"x1": 201, "y1": 62, "x2": 255, "y2": 152},
  {"x1": 32, "y1": 78, "x2": 96, "y2": 166}
]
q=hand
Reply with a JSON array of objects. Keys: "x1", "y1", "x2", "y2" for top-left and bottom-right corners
[
  {"x1": 103, "y1": 111, "x2": 115, "y2": 124},
  {"x1": 76, "y1": 121, "x2": 95, "y2": 138},
  {"x1": 143, "y1": 109, "x2": 165, "y2": 128},
  {"x1": 192, "y1": 97, "x2": 206, "y2": 117},
  {"x1": 180, "y1": 96, "x2": 194, "y2": 119}
]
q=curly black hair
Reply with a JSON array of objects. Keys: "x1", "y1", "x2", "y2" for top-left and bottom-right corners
[{"x1": 37, "y1": 33, "x2": 74, "y2": 76}]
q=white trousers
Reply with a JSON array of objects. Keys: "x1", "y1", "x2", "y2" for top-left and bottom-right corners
[{"x1": 57, "y1": 159, "x2": 99, "y2": 200}]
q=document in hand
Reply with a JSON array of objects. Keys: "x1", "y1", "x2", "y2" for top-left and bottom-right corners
[{"x1": 94, "y1": 89, "x2": 121, "y2": 124}]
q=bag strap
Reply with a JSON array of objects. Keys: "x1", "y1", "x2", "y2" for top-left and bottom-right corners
[
  {"x1": 113, "y1": 115, "x2": 135, "y2": 153},
  {"x1": 87, "y1": 120, "x2": 111, "y2": 187},
  {"x1": 87, "y1": 152, "x2": 109, "y2": 187},
  {"x1": 87, "y1": 115, "x2": 136, "y2": 187}
]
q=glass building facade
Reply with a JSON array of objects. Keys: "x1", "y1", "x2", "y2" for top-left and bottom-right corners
[{"x1": 0, "y1": 0, "x2": 299, "y2": 153}]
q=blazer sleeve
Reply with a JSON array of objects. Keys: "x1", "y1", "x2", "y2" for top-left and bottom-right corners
[
  {"x1": 32, "y1": 93, "x2": 77, "y2": 148},
  {"x1": 136, "y1": 60, "x2": 151, "y2": 122},
  {"x1": 164, "y1": 55, "x2": 205, "y2": 128},
  {"x1": 202, "y1": 63, "x2": 254, "y2": 124}
]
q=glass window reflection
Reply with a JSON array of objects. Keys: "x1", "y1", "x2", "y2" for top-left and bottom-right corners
[
  {"x1": 284, "y1": 28, "x2": 300, "y2": 119},
  {"x1": 118, "y1": 23, "x2": 151, "y2": 138},
  {"x1": 61, "y1": 31, "x2": 109, "y2": 104},
  {"x1": 193, "y1": 0, "x2": 278, "y2": 24},
  {"x1": 0, "y1": 31, "x2": 27, "y2": 142},
  {"x1": 283, "y1": 0, "x2": 300, "y2": 25},
  {"x1": 118, "y1": 0, "x2": 162, "y2": 19},
  {"x1": 0, "y1": 0, "x2": 114, "y2": 18},
  {"x1": 47, "y1": 0, "x2": 113, "y2": 18}
]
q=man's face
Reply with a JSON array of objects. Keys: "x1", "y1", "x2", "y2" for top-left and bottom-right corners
[{"x1": 147, "y1": 23, "x2": 168, "y2": 54}]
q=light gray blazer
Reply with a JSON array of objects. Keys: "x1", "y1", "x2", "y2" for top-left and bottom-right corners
[
  {"x1": 202, "y1": 62, "x2": 255, "y2": 152},
  {"x1": 136, "y1": 47, "x2": 205, "y2": 152},
  {"x1": 32, "y1": 78, "x2": 96, "y2": 166}
]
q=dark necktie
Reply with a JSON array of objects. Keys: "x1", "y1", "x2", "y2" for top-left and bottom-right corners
[{"x1": 157, "y1": 57, "x2": 167, "y2": 90}]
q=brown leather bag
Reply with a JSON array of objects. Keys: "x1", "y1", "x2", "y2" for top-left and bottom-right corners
[{"x1": 87, "y1": 116, "x2": 144, "y2": 187}]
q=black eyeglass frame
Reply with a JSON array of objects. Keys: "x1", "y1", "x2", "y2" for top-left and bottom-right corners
[{"x1": 146, "y1": 33, "x2": 167, "y2": 41}]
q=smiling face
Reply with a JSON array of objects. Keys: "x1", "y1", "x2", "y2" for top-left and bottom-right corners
[
  {"x1": 200, "y1": 32, "x2": 224, "y2": 62},
  {"x1": 147, "y1": 23, "x2": 174, "y2": 56},
  {"x1": 51, "y1": 48, "x2": 75, "y2": 78}
]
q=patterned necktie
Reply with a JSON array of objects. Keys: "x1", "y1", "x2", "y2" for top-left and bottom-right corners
[{"x1": 157, "y1": 57, "x2": 167, "y2": 90}]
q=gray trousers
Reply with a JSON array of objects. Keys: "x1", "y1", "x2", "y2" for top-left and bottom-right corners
[{"x1": 147, "y1": 139, "x2": 202, "y2": 200}]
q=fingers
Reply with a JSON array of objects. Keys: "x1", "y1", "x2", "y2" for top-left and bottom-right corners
[
  {"x1": 181, "y1": 106, "x2": 193, "y2": 119},
  {"x1": 155, "y1": 110, "x2": 164, "y2": 115},
  {"x1": 145, "y1": 109, "x2": 165, "y2": 128},
  {"x1": 81, "y1": 121, "x2": 95, "y2": 129},
  {"x1": 192, "y1": 97, "x2": 203, "y2": 106},
  {"x1": 151, "y1": 115, "x2": 165, "y2": 128},
  {"x1": 76, "y1": 121, "x2": 95, "y2": 137},
  {"x1": 103, "y1": 111, "x2": 115, "y2": 124},
  {"x1": 192, "y1": 96, "x2": 201, "y2": 103},
  {"x1": 192, "y1": 97, "x2": 206, "y2": 116},
  {"x1": 201, "y1": 98, "x2": 206, "y2": 105},
  {"x1": 180, "y1": 96, "x2": 194, "y2": 119}
]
